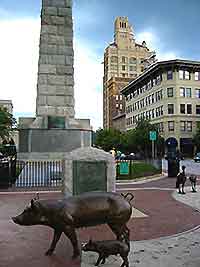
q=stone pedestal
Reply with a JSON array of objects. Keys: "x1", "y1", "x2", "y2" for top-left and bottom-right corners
[{"x1": 62, "y1": 147, "x2": 116, "y2": 197}]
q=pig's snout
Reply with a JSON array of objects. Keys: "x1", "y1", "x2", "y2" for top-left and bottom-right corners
[
  {"x1": 12, "y1": 216, "x2": 17, "y2": 223},
  {"x1": 12, "y1": 216, "x2": 21, "y2": 225}
]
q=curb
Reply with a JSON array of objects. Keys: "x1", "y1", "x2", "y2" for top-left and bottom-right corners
[{"x1": 116, "y1": 174, "x2": 166, "y2": 185}]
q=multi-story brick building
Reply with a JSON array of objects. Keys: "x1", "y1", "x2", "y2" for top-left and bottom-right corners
[
  {"x1": 103, "y1": 16, "x2": 156, "y2": 130},
  {"x1": 121, "y1": 59, "x2": 200, "y2": 156}
]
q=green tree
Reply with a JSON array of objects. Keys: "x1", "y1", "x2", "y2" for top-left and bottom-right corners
[
  {"x1": 0, "y1": 107, "x2": 16, "y2": 141},
  {"x1": 125, "y1": 119, "x2": 163, "y2": 158},
  {"x1": 95, "y1": 128, "x2": 122, "y2": 152}
]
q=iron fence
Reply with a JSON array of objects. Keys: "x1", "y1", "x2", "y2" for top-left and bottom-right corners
[{"x1": 13, "y1": 160, "x2": 63, "y2": 188}]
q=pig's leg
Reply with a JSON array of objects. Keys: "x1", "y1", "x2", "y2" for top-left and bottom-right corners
[
  {"x1": 108, "y1": 223, "x2": 129, "y2": 242},
  {"x1": 120, "y1": 256, "x2": 129, "y2": 267},
  {"x1": 101, "y1": 256, "x2": 106, "y2": 264},
  {"x1": 45, "y1": 229, "x2": 62, "y2": 256},
  {"x1": 95, "y1": 254, "x2": 103, "y2": 266},
  {"x1": 63, "y1": 226, "x2": 80, "y2": 258}
]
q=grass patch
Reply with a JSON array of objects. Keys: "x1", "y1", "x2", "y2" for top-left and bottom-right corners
[{"x1": 116, "y1": 161, "x2": 161, "y2": 180}]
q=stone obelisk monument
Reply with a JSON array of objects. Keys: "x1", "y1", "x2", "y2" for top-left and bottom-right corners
[{"x1": 18, "y1": 0, "x2": 92, "y2": 159}]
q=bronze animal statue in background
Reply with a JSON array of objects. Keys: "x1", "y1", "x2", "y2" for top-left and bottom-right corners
[
  {"x1": 189, "y1": 175, "x2": 197, "y2": 193},
  {"x1": 176, "y1": 165, "x2": 187, "y2": 194}
]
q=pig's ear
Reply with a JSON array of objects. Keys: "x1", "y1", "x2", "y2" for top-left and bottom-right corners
[
  {"x1": 31, "y1": 199, "x2": 39, "y2": 210},
  {"x1": 31, "y1": 199, "x2": 35, "y2": 209}
]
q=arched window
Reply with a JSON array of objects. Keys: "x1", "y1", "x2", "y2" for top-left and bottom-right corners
[{"x1": 129, "y1": 57, "x2": 137, "y2": 64}]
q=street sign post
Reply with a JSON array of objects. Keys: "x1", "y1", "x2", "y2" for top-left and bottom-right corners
[
  {"x1": 149, "y1": 131, "x2": 157, "y2": 159},
  {"x1": 149, "y1": 131, "x2": 157, "y2": 141}
]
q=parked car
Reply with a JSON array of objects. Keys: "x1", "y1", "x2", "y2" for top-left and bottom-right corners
[
  {"x1": 124, "y1": 153, "x2": 136, "y2": 160},
  {"x1": 194, "y1": 152, "x2": 200, "y2": 162}
]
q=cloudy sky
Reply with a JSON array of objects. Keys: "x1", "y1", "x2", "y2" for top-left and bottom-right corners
[{"x1": 0, "y1": 0, "x2": 199, "y2": 130}]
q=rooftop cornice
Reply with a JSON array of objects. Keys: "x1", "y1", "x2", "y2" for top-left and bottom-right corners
[{"x1": 121, "y1": 59, "x2": 200, "y2": 94}]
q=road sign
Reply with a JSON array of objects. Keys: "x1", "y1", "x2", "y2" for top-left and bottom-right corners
[
  {"x1": 149, "y1": 131, "x2": 157, "y2": 141},
  {"x1": 119, "y1": 162, "x2": 129, "y2": 175}
]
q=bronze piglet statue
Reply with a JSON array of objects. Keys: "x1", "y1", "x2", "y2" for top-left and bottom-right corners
[
  {"x1": 82, "y1": 239, "x2": 130, "y2": 267},
  {"x1": 12, "y1": 191, "x2": 132, "y2": 258}
]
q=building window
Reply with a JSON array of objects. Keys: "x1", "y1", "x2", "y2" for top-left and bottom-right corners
[
  {"x1": 161, "y1": 105, "x2": 163, "y2": 115},
  {"x1": 129, "y1": 57, "x2": 136, "y2": 64},
  {"x1": 168, "y1": 104, "x2": 174, "y2": 114},
  {"x1": 116, "y1": 95, "x2": 119, "y2": 100},
  {"x1": 186, "y1": 88, "x2": 191, "y2": 97},
  {"x1": 119, "y1": 104, "x2": 123, "y2": 110},
  {"x1": 119, "y1": 94, "x2": 123, "y2": 100},
  {"x1": 187, "y1": 104, "x2": 192, "y2": 114},
  {"x1": 167, "y1": 70, "x2": 173, "y2": 80},
  {"x1": 160, "y1": 122, "x2": 164, "y2": 132},
  {"x1": 122, "y1": 56, "x2": 126, "y2": 63},
  {"x1": 179, "y1": 70, "x2": 190, "y2": 80},
  {"x1": 180, "y1": 121, "x2": 186, "y2": 131},
  {"x1": 196, "y1": 105, "x2": 200, "y2": 114},
  {"x1": 168, "y1": 121, "x2": 174, "y2": 131},
  {"x1": 180, "y1": 104, "x2": 185, "y2": 114},
  {"x1": 110, "y1": 56, "x2": 118, "y2": 63},
  {"x1": 122, "y1": 65, "x2": 126, "y2": 71},
  {"x1": 167, "y1": 87, "x2": 174, "y2": 97},
  {"x1": 156, "y1": 75, "x2": 162, "y2": 85},
  {"x1": 187, "y1": 121, "x2": 192, "y2": 132},
  {"x1": 195, "y1": 71, "x2": 200, "y2": 81},
  {"x1": 145, "y1": 97, "x2": 148, "y2": 106},
  {"x1": 180, "y1": 87, "x2": 185, "y2": 97},
  {"x1": 195, "y1": 89, "x2": 200, "y2": 98},
  {"x1": 116, "y1": 103, "x2": 119, "y2": 108},
  {"x1": 129, "y1": 65, "x2": 136, "y2": 72},
  {"x1": 151, "y1": 94, "x2": 154, "y2": 103},
  {"x1": 148, "y1": 96, "x2": 151, "y2": 105},
  {"x1": 152, "y1": 109, "x2": 154, "y2": 118}
]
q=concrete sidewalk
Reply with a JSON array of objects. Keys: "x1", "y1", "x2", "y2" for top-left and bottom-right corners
[{"x1": 81, "y1": 186, "x2": 200, "y2": 267}]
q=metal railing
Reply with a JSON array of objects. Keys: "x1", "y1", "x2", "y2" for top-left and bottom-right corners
[{"x1": 13, "y1": 160, "x2": 63, "y2": 188}]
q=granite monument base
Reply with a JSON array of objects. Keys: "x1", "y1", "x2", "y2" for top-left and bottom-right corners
[{"x1": 18, "y1": 128, "x2": 92, "y2": 158}]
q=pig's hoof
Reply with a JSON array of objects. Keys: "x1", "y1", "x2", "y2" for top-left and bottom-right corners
[{"x1": 45, "y1": 249, "x2": 53, "y2": 256}]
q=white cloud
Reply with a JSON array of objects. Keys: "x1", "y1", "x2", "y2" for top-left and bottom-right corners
[
  {"x1": 0, "y1": 17, "x2": 103, "y2": 130},
  {"x1": 136, "y1": 29, "x2": 179, "y2": 61},
  {"x1": 74, "y1": 41, "x2": 103, "y2": 130},
  {"x1": 0, "y1": 18, "x2": 40, "y2": 115}
]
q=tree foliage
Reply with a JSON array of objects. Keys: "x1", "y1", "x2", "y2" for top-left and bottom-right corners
[
  {"x1": 94, "y1": 119, "x2": 164, "y2": 157},
  {"x1": 0, "y1": 107, "x2": 16, "y2": 140},
  {"x1": 95, "y1": 128, "x2": 122, "y2": 152}
]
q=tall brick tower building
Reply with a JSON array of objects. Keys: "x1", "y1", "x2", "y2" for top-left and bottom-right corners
[{"x1": 103, "y1": 17, "x2": 156, "y2": 130}]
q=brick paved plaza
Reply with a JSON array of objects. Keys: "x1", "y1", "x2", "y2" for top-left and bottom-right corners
[{"x1": 1, "y1": 177, "x2": 200, "y2": 267}]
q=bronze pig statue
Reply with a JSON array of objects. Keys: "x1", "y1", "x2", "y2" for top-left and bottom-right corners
[
  {"x1": 82, "y1": 239, "x2": 130, "y2": 267},
  {"x1": 12, "y1": 192, "x2": 132, "y2": 258}
]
